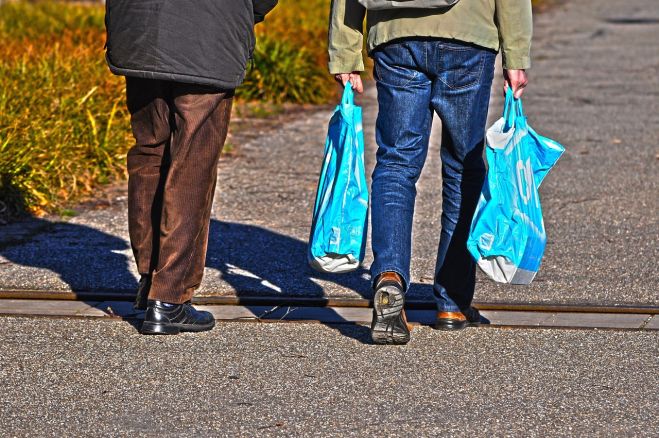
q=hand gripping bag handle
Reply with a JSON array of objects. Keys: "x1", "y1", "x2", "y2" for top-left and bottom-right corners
[
  {"x1": 338, "y1": 83, "x2": 357, "y2": 127},
  {"x1": 341, "y1": 82, "x2": 355, "y2": 106},
  {"x1": 503, "y1": 88, "x2": 525, "y2": 131}
]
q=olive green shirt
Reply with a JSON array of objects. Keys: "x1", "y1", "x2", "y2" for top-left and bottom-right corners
[{"x1": 328, "y1": 0, "x2": 533, "y2": 73}]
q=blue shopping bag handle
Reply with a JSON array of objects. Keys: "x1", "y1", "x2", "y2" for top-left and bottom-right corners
[
  {"x1": 503, "y1": 88, "x2": 525, "y2": 130},
  {"x1": 341, "y1": 82, "x2": 355, "y2": 107}
]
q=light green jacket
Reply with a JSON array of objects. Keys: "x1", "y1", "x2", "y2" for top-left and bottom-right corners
[{"x1": 328, "y1": 0, "x2": 533, "y2": 73}]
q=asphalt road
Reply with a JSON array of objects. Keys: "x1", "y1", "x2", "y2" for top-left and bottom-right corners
[
  {"x1": 0, "y1": 316, "x2": 657, "y2": 436},
  {"x1": 0, "y1": 0, "x2": 657, "y2": 306}
]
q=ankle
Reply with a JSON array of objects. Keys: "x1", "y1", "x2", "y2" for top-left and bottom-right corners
[{"x1": 375, "y1": 271, "x2": 403, "y2": 289}]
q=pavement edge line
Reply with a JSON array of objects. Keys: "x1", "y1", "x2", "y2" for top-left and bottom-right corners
[{"x1": 0, "y1": 289, "x2": 657, "y2": 315}]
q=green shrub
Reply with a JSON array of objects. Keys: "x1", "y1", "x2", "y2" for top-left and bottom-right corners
[
  {"x1": 244, "y1": 0, "x2": 335, "y2": 103},
  {"x1": 239, "y1": 37, "x2": 331, "y2": 104},
  {"x1": 0, "y1": 2, "x2": 129, "y2": 217}
]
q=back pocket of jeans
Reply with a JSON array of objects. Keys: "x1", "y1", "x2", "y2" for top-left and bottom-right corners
[
  {"x1": 437, "y1": 44, "x2": 485, "y2": 90},
  {"x1": 373, "y1": 43, "x2": 422, "y2": 88}
]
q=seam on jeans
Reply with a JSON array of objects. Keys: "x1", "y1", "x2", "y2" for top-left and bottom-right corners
[
  {"x1": 437, "y1": 306, "x2": 461, "y2": 312},
  {"x1": 437, "y1": 44, "x2": 471, "y2": 52},
  {"x1": 374, "y1": 60, "x2": 422, "y2": 89},
  {"x1": 437, "y1": 51, "x2": 486, "y2": 91},
  {"x1": 433, "y1": 284, "x2": 471, "y2": 312}
]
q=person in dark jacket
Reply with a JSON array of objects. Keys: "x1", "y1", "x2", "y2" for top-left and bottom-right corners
[{"x1": 105, "y1": 0, "x2": 278, "y2": 335}]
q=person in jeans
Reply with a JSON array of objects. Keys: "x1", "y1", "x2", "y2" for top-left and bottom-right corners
[
  {"x1": 105, "y1": 0, "x2": 278, "y2": 335},
  {"x1": 328, "y1": 0, "x2": 532, "y2": 344}
]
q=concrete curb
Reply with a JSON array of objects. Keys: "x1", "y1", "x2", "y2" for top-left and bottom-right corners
[
  {"x1": 0, "y1": 289, "x2": 656, "y2": 314},
  {"x1": 0, "y1": 299, "x2": 656, "y2": 331}
]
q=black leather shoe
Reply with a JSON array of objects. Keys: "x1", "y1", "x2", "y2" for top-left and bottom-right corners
[
  {"x1": 134, "y1": 274, "x2": 151, "y2": 311},
  {"x1": 435, "y1": 307, "x2": 488, "y2": 331},
  {"x1": 141, "y1": 300, "x2": 215, "y2": 335},
  {"x1": 371, "y1": 272, "x2": 411, "y2": 345}
]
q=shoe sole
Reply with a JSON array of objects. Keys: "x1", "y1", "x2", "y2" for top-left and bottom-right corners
[
  {"x1": 371, "y1": 286, "x2": 411, "y2": 345},
  {"x1": 140, "y1": 320, "x2": 216, "y2": 335}
]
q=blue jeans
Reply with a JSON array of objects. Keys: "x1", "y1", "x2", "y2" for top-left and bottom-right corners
[{"x1": 370, "y1": 39, "x2": 496, "y2": 312}]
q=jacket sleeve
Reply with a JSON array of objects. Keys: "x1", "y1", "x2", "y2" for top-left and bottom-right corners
[
  {"x1": 253, "y1": 0, "x2": 278, "y2": 23},
  {"x1": 328, "y1": 0, "x2": 366, "y2": 74},
  {"x1": 495, "y1": 0, "x2": 533, "y2": 70}
]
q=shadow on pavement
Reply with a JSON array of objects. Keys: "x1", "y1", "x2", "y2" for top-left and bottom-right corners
[
  {"x1": 0, "y1": 217, "x2": 144, "y2": 330},
  {"x1": 0, "y1": 217, "x2": 138, "y2": 294},
  {"x1": 0, "y1": 218, "x2": 376, "y2": 343},
  {"x1": 207, "y1": 220, "x2": 373, "y2": 343}
]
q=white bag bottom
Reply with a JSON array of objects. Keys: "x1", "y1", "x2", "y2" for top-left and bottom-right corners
[
  {"x1": 309, "y1": 254, "x2": 360, "y2": 274},
  {"x1": 477, "y1": 256, "x2": 537, "y2": 285}
]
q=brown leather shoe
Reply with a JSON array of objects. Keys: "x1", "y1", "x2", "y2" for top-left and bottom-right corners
[
  {"x1": 371, "y1": 272, "x2": 412, "y2": 345},
  {"x1": 435, "y1": 307, "x2": 485, "y2": 331}
]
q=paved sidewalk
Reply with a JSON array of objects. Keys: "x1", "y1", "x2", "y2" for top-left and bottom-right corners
[
  {"x1": 0, "y1": 0, "x2": 657, "y2": 306},
  {"x1": 0, "y1": 316, "x2": 657, "y2": 436}
]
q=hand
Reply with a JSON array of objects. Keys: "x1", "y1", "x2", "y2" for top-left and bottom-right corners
[
  {"x1": 503, "y1": 69, "x2": 528, "y2": 99},
  {"x1": 334, "y1": 72, "x2": 364, "y2": 94}
]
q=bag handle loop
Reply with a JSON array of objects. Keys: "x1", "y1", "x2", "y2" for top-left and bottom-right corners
[
  {"x1": 341, "y1": 82, "x2": 355, "y2": 106},
  {"x1": 503, "y1": 88, "x2": 525, "y2": 130}
]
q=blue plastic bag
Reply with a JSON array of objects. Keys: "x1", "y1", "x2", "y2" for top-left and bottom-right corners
[
  {"x1": 467, "y1": 89, "x2": 565, "y2": 284},
  {"x1": 308, "y1": 85, "x2": 369, "y2": 273}
]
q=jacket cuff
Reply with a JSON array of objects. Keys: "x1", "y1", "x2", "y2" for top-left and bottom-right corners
[
  {"x1": 328, "y1": 53, "x2": 365, "y2": 74},
  {"x1": 502, "y1": 53, "x2": 531, "y2": 70}
]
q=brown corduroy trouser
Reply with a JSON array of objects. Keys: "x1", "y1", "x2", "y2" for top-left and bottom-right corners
[{"x1": 125, "y1": 77, "x2": 233, "y2": 304}]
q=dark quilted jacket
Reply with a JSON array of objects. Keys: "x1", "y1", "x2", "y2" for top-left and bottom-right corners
[{"x1": 105, "y1": 0, "x2": 278, "y2": 89}]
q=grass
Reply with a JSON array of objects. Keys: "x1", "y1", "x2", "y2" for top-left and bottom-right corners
[
  {"x1": 0, "y1": 2, "x2": 129, "y2": 217},
  {"x1": 243, "y1": 0, "x2": 334, "y2": 104}
]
